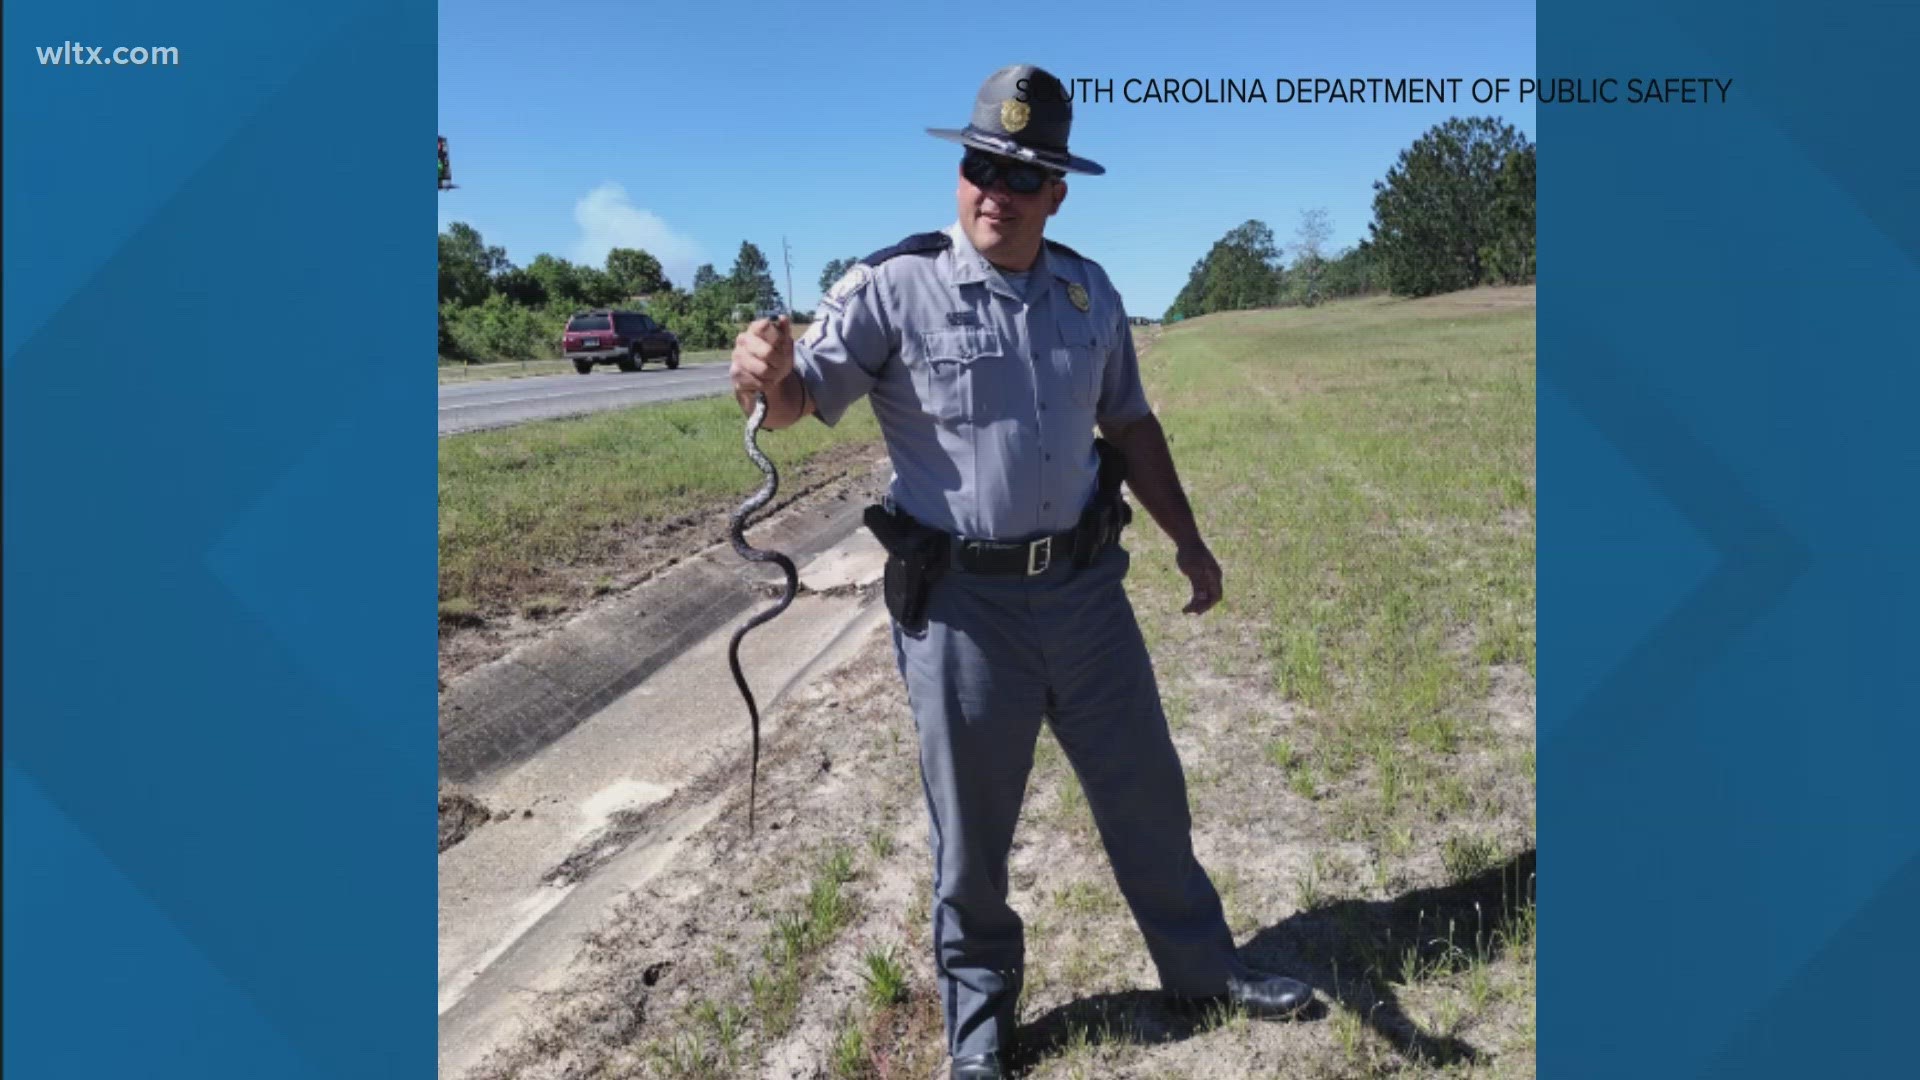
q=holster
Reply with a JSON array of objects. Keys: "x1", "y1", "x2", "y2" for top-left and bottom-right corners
[
  {"x1": 1071, "y1": 437, "x2": 1134, "y2": 567},
  {"x1": 863, "y1": 503, "x2": 949, "y2": 633}
]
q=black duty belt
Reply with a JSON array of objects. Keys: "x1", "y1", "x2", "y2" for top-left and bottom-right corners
[{"x1": 948, "y1": 526, "x2": 1099, "y2": 576}]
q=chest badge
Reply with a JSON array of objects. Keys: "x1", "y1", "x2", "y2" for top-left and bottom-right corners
[{"x1": 1067, "y1": 283, "x2": 1090, "y2": 312}]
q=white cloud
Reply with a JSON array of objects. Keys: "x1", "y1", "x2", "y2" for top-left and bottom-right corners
[{"x1": 570, "y1": 182, "x2": 704, "y2": 291}]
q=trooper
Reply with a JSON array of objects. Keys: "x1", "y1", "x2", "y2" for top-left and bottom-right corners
[{"x1": 731, "y1": 64, "x2": 1312, "y2": 1080}]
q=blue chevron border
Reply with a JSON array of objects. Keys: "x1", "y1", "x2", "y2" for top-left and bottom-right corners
[
  {"x1": 1540, "y1": 1, "x2": 1920, "y2": 1075},
  {"x1": 2, "y1": 1, "x2": 434, "y2": 1076}
]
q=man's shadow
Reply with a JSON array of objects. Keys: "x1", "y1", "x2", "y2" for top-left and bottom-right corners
[{"x1": 1011, "y1": 849, "x2": 1535, "y2": 1074}]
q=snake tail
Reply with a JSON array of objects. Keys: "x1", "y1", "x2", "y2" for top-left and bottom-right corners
[{"x1": 727, "y1": 392, "x2": 799, "y2": 835}]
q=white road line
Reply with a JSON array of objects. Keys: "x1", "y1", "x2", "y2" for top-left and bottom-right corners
[
  {"x1": 436, "y1": 365, "x2": 725, "y2": 399},
  {"x1": 438, "y1": 374, "x2": 729, "y2": 413},
  {"x1": 440, "y1": 369, "x2": 724, "y2": 400}
]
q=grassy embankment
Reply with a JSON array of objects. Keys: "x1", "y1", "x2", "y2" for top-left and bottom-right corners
[{"x1": 438, "y1": 387, "x2": 881, "y2": 631}]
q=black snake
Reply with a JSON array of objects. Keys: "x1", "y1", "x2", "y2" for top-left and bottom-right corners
[{"x1": 727, "y1": 391, "x2": 797, "y2": 834}]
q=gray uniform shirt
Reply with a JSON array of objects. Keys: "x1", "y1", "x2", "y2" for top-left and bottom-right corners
[{"x1": 796, "y1": 222, "x2": 1151, "y2": 542}]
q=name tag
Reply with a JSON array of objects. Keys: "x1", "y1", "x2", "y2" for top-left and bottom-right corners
[{"x1": 944, "y1": 310, "x2": 980, "y2": 327}]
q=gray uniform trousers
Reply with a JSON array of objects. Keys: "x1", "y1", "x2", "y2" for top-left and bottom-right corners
[{"x1": 888, "y1": 541, "x2": 1245, "y2": 1057}]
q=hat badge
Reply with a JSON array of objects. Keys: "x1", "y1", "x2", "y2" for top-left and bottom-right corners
[{"x1": 1000, "y1": 98, "x2": 1030, "y2": 133}]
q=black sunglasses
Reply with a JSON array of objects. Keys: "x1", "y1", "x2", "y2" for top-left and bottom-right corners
[{"x1": 961, "y1": 150, "x2": 1060, "y2": 195}]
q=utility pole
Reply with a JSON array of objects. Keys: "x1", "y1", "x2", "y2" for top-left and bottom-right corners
[{"x1": 781, "y1": 236, "x2": 795, "y2": 318}]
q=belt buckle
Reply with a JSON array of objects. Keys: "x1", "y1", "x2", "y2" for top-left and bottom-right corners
[{"x1": 1027, "y1": 536, "x2": 1052, "y2": 576}]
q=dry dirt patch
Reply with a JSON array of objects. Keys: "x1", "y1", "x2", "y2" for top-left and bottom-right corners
[{"x1": 440, "y1": 786, "x2": 494, "y2": 853}]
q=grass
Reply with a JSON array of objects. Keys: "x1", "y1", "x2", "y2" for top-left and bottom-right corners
[
  {"x1": 1442, "y1": 832, "x2": 1501, "y2": 884},
  {"x1": 858, "y1": 945, "x2": 909, "y2": 1009},
  {"x1": 690, "y1": 1000, "x2": 747, "y2": 1073},
  {"x1": 438, "y1": 391, "x2": 881, "y2": 625},
  {"x1": 1004, "y1": 290, "x2": 1536, "y2": 1075},
  {"x1": 439, "y1": 357, "x2": 576, "y2": 383},
  {"x1": 640, "y1": 843, "x2": 865, "y2": 1077},
  {"x1": 1051, "y1": 770, "x2": 1090, "y2": 823},
  {"x1": 644, "y1": 1030, "x2": 717, "y2": 1079},
  {"x1": 1134, "y1": 292, "x2": 1533, "y2": 833},
  {"x1": 1053, "y1": 880, "x2": 1121, "y2": 918},
  {"x1": 760, "y1": 844, "x2": 859, "y2": 1034},
  {"x1": 1264, "y1": 736, "x2": 1299, "y2": 771},
  {"x1": 436, "y1": 595, "x2": 482, "y2": 627},
  {"x1": 829, "y1": 1016, "x2": 867, "y2": 1078},
  {"x1": 1294, "y1": 850, "x2": 1328, "y2": 911}
]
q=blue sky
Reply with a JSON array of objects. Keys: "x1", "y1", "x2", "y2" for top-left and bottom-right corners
[{"x1": 439, "y1": 1, "x2": 1535, "y2": 316}]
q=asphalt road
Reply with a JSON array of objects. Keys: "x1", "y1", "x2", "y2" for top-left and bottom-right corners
[{"x1": 438, "y1": 362, "x2": 734, "y2": 436}]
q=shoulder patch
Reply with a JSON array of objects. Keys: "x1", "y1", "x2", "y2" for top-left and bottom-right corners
[
  {"x1": 824, "y1": 263, "x2": 872, "y2": 305},
  {"x1": 860, "y1": 231, "x2": 952, "y2": 267}
]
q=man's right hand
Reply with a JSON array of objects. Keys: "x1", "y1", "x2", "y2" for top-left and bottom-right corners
[{"x1": 731, "y1": 315, "x2": 794, "y2": 398}]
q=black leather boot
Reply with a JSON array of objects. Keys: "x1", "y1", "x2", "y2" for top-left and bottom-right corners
[
  {"x1": 950, "y1": 1050, "x2": 1005, "y2": 1079},
  {"x1": 1227, "y1": 973, "x2": 1314, "y2": 1017},
  {"x1": 1169, "y1": 973, "x2": 1314, "y2": 1020}
]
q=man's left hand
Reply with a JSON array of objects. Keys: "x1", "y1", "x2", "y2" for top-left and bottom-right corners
[{"x1": 1177, "y1": 542, "x2": 1224, "y2": 615}]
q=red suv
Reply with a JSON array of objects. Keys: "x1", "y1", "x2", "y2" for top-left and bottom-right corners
[{"x1": 562, "y1": 310, "x2": 681, "y2": 374}]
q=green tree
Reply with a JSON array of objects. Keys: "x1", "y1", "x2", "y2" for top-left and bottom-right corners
[
  {"x1": 634, "y1": 259, "x2": 756, "y2": 350},
  {"x1": 1222, "y1": 219, "x2": 1282, "y2": 266},
  {"x1": 818, "y1": 256, "x2": 859, "y2": 296},
  {"x1": 605, "y1": 247, "x2": 669, "y2": 297},
  {"x1": 1478, "y1": 145, "x2": 1537, "y2": 285},
  {"x1": 728, "y1": 241, "x2": 783, "y2": 314},
  {"x1": 647, "y1": 279, "x2": 738, "y2": 350},
  {"x1": 1368, "y1": 116, "x2": 1533, "y2": 297},
  {"x1": 1164, "y1": 219, "x2": 1285, "y2": 320},
  {"x1": 525, "y1": 254, "x2": 584, "y2": 306},
  {"x1": 1166, "y1": 254, "x2": 1206, "y2": 322},
  {"x1": 438, "y1": 222, "x2": 507, "y2": 306},
  {"x1": 443, "y1": 293, "x2": 551, "y2": 362},
  {"x1": 574, "y1": 265, "x2": 626, "y2": 308},
  {"x1": 644, "y1": 286, "x2": 690, "y2": 325},
  {"x1": 1319, "y1": 241, "x2": 1381, "y2": 299},
  {"x1": 491, "y1": 266, "x2": 547, "y2": 307},
  {"x1": 1290, "y1": 208, "x2": 1333, "y2": 306},
  {"x1": 517, "y1": 256, "x2": 621, "y2": 309}
]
